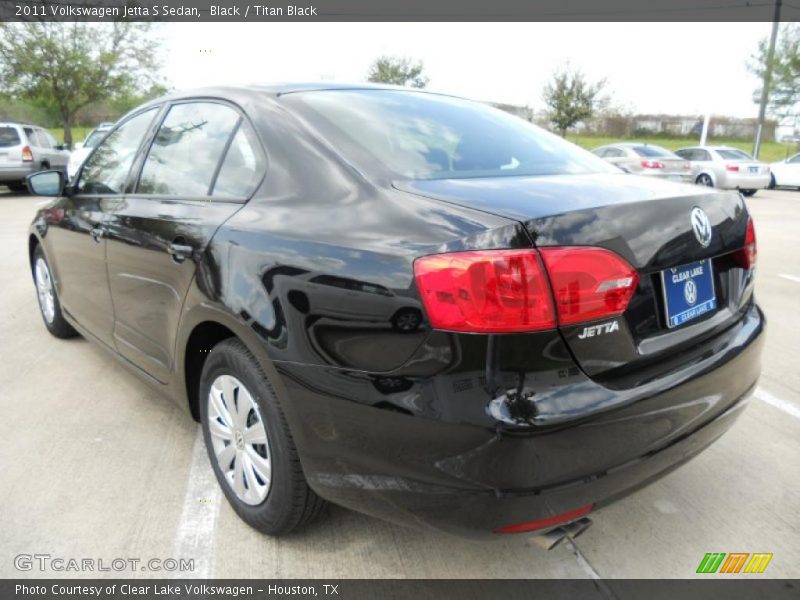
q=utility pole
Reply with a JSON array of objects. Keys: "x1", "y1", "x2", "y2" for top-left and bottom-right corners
[{"x1": 753, "y1": 0, "x2": 783, "y2": 158}]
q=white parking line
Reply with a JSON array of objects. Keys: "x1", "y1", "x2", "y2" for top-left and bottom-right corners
[
  {"x1": 171, "y1": 428, "x2": 222, "y2": 579},
  {"x1": 778, "y1": 273, "x2": 800, "y2": 284},
  {"x1": 755, "y1": 388, "x2": 800, "y2": 420}
]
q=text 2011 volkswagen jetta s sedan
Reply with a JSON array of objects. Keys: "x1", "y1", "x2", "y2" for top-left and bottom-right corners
[{"x1": 27, "y1": 84, "x2": 764, "y2": 538}]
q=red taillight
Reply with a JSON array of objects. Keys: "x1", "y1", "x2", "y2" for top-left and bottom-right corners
[
  {"x1": 21, "y1": 145, "x2": 33, "y2": 162},
  {"x1": 725, "y1": 164, "x2": 740, "y2": 172},
  {"x1": 494, "y1": 504, "x2": 594, "y2": 534},
  {"x1": 641, "y1": 160, "x2": 664, "y2": 169},
  {"x1": 540, "y1": 247, "x2": 639, "y2": 326},
  {"x1": 413, "y1": 250, "x2": 556, "y2": 333},
  {"x1": 733, "y1": 217, "x2": 757, "y2": 270},
  {"x1": 414, "y1": 247, "x2": 639, "y2": 332}
]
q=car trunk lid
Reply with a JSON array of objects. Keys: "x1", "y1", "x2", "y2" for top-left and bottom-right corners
[{"x1": 396, "y1": 173, "x2": 754, "y2": 385}]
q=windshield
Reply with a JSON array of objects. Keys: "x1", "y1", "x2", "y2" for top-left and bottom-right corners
[
  {"x1": 0, "y1": 127, "x2": 21, "y2": 148},
  {"x1": 717, "y1": 149, "x2": 753, "y2": 160},
  {"x1": 632, "y1": 145, "x2": 673, "y2": 158},
  {"x1": 282, "y1": 90, "x2": 616, "y2": 180},
  {"x1": 84, "y1": 129, "x2": 110, "y2": 149}
]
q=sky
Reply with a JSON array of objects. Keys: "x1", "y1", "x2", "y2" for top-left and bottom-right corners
[{"x1": 162, "y1": 22, "x2": 771, "y2": 118}]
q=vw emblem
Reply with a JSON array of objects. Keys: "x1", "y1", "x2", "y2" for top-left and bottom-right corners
[
  {"x1": 691, "y1": 207, "x2": 712, "y2": 247},
  {"x1": 684, "y1": 279, "x2": 698, "y2": 305}
]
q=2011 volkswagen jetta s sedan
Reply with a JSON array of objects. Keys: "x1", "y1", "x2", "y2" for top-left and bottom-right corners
[{"x1": 26, "y1": 84, "x2": 764, "y2": 538}]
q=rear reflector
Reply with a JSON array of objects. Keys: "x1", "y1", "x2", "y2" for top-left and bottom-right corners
[
  {"x1": 540, "y1": 247, "x2": 639, "y2": 326},
  {"x1": 725, "y1": 164, "x2": 740, "y2": 172},
  {"x1": 732, "y1": 216, "x2": 757, "y2": 270},
  {"x1": 413, "y1": 250, "x2": 556, "y2": 333},
  {"x1": 494, "y1": 504, "x2": 594, "y2": 534},
  {"x1": 21, "y1": 145, "x2": 33, "y2": 162}
]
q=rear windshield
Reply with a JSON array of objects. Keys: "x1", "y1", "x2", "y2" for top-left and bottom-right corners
[
  {"x1": 632, "y1": 145, "x2": 672, "y2": 157},
  {"x1": 282, "y1": 90, "x2": 616, "y2": 180},
  {"x1": 716, "y1": 149, "x2": 753, "y2": 160},
  {"x1": 0, "y1": 126, "x2": 21, "y2": 148}
]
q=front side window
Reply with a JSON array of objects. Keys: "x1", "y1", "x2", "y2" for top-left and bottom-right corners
[
  {"x1": 77, "y1": 108, "x2": 158, "y2": 195},
  {"x1": 282, "y1": 90, "x2": 615, "y2": 180},
  {"x1": 137, "y1": 102, "x2": 241, "y2": 196}
]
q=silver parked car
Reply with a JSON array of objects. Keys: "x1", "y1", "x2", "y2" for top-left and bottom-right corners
[
  {"x1": 0, "y1": 123, "x2": 70, "y2": 192},
  {"x1": 674, "y1": 146, "x2": 770, "y2": 196},
  {"x1": 768, "y1": 153, "x2": 800, "y2": 190},
  {"x1": 591, "y1": 143, "x2": 693, "y2": 183},
  {"x1": 66, "y1": 122, "x2": 114, "y2": 180}
]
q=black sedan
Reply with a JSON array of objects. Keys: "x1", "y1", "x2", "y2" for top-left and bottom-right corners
[{"x1": 26, "y1": 84, "x2": 764, "y2": 538}]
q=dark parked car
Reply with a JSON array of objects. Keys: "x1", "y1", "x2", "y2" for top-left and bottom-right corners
[{"x1": 27, "y1": 85, "x2": 764, "y2": 538}]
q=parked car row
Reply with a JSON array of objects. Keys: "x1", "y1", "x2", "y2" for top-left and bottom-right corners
[{"x1": 592, "y1": 141, "x2": 800, "y2": 195}]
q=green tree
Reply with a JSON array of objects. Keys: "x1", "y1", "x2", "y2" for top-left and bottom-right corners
[
  {"x1": 542, "y1": 66, "x2": 606, "y2": 137},
  {"x1": 367, "y1": 56, "x2": 429, "y2": 88},
  {"x1": 750, "y1": 23, "x2": 800, "y2": 122},
  {"x1": 0, "y1": 23, "x2": 164, "y2": 147}
]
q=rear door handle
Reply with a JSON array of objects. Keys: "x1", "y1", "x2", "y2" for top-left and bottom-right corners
[
  {"x1": 167, "y1": 241, "x2": 195, "y2": 263},
  {"x1": 90, "y1": 226, "x2": 104, "y2": 243}
]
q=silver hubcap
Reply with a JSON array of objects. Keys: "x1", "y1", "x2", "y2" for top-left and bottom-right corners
[
  {"x1": 207, "y1": 374, "x2": 272, "y2": 505},
  {"x1": 35, "y1": 257, "x2": 55, "y2": 324}
]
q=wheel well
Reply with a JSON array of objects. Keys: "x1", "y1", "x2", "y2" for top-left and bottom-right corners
[{"x1": 184, "y1": 321, "x2": 236, "y2": 421}]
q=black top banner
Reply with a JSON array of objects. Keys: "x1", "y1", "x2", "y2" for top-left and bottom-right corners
[{"x1": 1, "y1": 0, "x2": 799, "y2": 22}]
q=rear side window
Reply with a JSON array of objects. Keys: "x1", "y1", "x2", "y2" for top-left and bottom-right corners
[
  {"x1": 137, "y1": 102, "x2": 240, "y2": 197},
  {"x1": 77, "y1": 108, "x2": 158, "y2": 195},
  {"x1": 604, "y1": 147, "x2": 626, "y2": 158},
  {"x1": 212, "y1": 121, "x2": 263, "y2": 197},
  {"x1": 0, "y1": 127, "x2": 20, "y2": 147}
]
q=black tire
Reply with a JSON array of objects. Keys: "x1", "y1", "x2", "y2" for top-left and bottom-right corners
[
  {"x1": 32, "y1": 245, "x2": 79, "y2": 338},
  {"x1": 696, "y1": 173, "x2": 714, "y2": 187},
  {"x1": 391, "y1": 307, "x2": 422, "y2": 332},
  {"x1": 741, "y1": 189, "x2": 757, "y2": 197},
  {"x1": 199, "y1": 338, "x2": 326, "y2": 535},
  {"x1": 7, "y1": 182, "x2": 27, "y2": 193},
  {"x1": 769, "y1": 174, "x2": 776, "y2": 189}
]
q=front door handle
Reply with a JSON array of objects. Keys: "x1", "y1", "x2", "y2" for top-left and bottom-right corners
[
  {"x1": 90, "y1": 226, "x2": 104, "y2": 243},
  {"x1": 167, "y1": 241, "x2": 195, "y2": 263}
]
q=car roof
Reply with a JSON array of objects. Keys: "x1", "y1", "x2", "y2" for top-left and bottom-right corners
[{"x1": 137, "y1": 82, "x2": 461, "y2": 111}]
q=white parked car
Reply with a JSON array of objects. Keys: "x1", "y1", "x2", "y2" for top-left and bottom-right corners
[
  {"x1": 66, "y1": 122, "x2": 114, "y2": 179},
  {"x1": 674, "y1": 146, "x2": 771, "y2": 196},
  {"x1": 769, "y1": 153, "x2": 800, "y2": 190}
]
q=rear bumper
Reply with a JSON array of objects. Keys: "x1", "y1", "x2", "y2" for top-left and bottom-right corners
[
  {"x1": 719, "y1": 172, "x2": 771, "y2": 190},
  {"x1": 0, "y1": 164, "x2": 34, "y2": 182},
  {"x1": 278, "y1": 303, "x2": 764, "y2": 538}
]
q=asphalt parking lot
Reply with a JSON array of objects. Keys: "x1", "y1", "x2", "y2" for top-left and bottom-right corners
[{"x1": 1, "y1": 187, "x2": 798, "y2": 580}]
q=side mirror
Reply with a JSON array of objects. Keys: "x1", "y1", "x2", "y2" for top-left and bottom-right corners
[
  {"x1": 56, "y1": 144, "x2": 68, "y2": 151},
  {"x1": 27, "y1": 170, "x2": 65, "y2": 196}
]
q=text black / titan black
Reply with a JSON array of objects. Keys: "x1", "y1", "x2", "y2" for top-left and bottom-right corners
[{"x1": 27, "y1": 84, "x2": 764, "y2": 538}]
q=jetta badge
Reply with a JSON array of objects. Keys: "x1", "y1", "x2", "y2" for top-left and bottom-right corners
[{"x1": 691, "y1": 207, "x2": 712, "y2": 247}]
